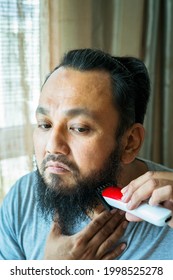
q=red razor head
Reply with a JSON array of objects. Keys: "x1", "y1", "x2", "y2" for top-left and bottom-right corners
[{"x1": 102, "y1": 186, "x2": 123, "y2": 200}]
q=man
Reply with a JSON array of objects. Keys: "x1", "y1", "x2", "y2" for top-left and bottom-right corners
[{"x1": 0, "y1": 49, "x2": 173, "y2": 260}]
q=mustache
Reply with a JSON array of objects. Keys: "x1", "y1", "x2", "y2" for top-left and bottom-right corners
[{"x1": 41, "y1": 154, "x2": 79, "y2": 173}]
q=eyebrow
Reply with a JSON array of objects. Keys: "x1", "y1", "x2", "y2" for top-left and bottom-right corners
[
  {"x1": 36, "y1": 106, "x2": 49, "y2": 116},
  {"x1": 36, "y1": 106, "x2": 97, "y2": 120},
  {"x1": 64, "y1": 108, "x2": 96, "y2": 119}
]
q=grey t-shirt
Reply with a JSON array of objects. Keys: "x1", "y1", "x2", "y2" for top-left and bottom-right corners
[{"x1": 0, "y1": 158, "x2": 173, "y2": 260}]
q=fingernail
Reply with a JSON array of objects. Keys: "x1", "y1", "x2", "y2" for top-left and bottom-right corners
[
  {"x1": 121, "y1": 243, "x2": 126, "y2": 250},
  {"x1": 148, "y1": 197, "x2": 154, "y2": 206},
  {"x1": 121, "y1": 186, "x2": 128, "y2": 194},
  {"x1": 110, "y1": 208, "x2": 117, "y2": 214},
  {"x1": 121, "y1": 192, "x2": 129, "y2": 202}
]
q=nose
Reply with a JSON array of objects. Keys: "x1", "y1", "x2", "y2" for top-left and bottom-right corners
[{"x1": 46, "y1": 127, "x2": 70, "y2": 155}]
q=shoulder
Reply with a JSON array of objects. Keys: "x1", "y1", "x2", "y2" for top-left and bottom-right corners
[
  {"x1": 1, "y1": 171, "x2": 37, "y2": 208},
  {"x1": 0, "y1": 171, "x2": 38, "y2": 231},
  {"x1": 137, "y1": 157, "x2": 173, "y2": 172},
  {"x1": 0, "y1": 171, "x2": 38, "y2": 259},
  {"x1": 0, "y1": 171, "x2": 49, "y2": 260}
]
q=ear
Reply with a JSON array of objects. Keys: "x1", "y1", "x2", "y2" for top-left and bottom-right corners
[{"x1": 121, "y1": 123, "x2": 145, "y2": 164}]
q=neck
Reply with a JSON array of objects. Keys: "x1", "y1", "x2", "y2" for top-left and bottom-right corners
[
  {"x1": 117, "y1": 158, "x2": 148, "y2": 187},
  {"x1": 91, "y1": 158, "x2": 148, "y2": 218}
]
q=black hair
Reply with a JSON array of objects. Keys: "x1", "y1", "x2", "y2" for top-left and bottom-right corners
[{"x1": 43, "y1": 48, "x2": 150, "y2": 138}]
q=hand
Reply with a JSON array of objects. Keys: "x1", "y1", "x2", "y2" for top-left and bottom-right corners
[
  {"x1": 44, "y1": 209, "x2": 128, "y2": 259},
  {"x1": 121, "y1": 171, "x2": 173, "y2": 227}
]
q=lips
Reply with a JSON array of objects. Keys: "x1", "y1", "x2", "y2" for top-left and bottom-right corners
[{"x1": 45, "y1": 161, "x2": 71, "y2": 173}]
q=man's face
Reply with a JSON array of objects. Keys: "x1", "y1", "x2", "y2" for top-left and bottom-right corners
[{"x1": 33, "y1": 67, "x2": 122, "y2": 233}]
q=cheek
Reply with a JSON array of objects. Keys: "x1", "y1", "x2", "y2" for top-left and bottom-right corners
[
  {"x1": 33, "y1": 130, "x2": 46, "y2": 166},
  {"x1": 74, "y1": 138, "x2": 116, "y2": 172}
]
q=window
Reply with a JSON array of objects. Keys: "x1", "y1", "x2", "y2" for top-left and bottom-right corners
[{"x1": 0, "y1": 0, "x2": 40, "y2": 201}]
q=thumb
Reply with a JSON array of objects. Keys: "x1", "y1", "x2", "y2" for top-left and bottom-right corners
[{"x1": 125, "y1": 212, "x2": 142, "y2": 222}]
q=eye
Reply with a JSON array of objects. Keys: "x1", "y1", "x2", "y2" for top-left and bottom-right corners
[
  {"x1": 37, "y1": 123, "x2": 52, "y2": 130},
  {"x1": 69, "y1": 125, "x2": 90, "y2": 134}
]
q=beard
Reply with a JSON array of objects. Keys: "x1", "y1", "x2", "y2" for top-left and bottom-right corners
[{"x1": 35, "y1": 145, "x2": 122, "y2": 235}]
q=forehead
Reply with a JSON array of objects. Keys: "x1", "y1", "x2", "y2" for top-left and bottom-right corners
[{"x1": 40, "y1": 67, "x2": 116, "y2": 115}]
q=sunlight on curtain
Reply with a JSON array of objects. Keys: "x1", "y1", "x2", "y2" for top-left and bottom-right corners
[{"x1": 0, "y1": 0, "x2": 40, "y2": 202}]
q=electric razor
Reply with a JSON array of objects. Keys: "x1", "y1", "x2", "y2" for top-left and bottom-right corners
[{"x1": 97, "y1": 185, "x2": 172, "y2": 227}]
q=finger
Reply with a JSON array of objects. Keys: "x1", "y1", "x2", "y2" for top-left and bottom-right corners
[
  {"x1": 121, "y1": 171, "x2": 154, "y2": 195},
  {"x1": 126, "y1": 178, "x2": 160, "y2": 209},
  {"x1": 91, "y1": 210, "x2": 126, "y2": 246},
  {"x1": 149, "y1": 185, "x2": 173, "y2": 206},
  {"x1": 125, "y1": 212, "x2": 142, "y2": 222},
  {"x1": 168, "y1": 217, "x2": 173, "y2": 228},
  {"x1": 101, "y1": 243, "x2": 126, "y2": 260},
  {"x1": 81, "y1": 209, "x2": 117, "y2": 241},
  {"x1": 97, "y1": 220, "x2": 128, "y2": 258},
  {"x1": 153, "y1": 172, "x2": 173, "y2": 183},
  {"x1": 122, "y1": 172, "x2": 157, "y2": 205},
  {"x1": 162, "y1": 201, "x2": 173, "y2": 228}
]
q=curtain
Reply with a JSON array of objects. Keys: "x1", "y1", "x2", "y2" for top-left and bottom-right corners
[
  {"x1": 40, "y1": 0, "x2": 145, "y2": 81},
  {"x1": 140, "y1": 0, "x2": 173, "y2": 168},
  {"x1": 40, "y1": 0, "x2": 173, "y2": 169},
  {"x1": 0, "y1": 0, "x2": 40, "y2": 201},
  {"x1": 162, "y1": 0, "x2": 173, "y2": 167}
]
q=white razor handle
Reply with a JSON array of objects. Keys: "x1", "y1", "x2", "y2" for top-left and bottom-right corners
[{"x1": 102, "y1": 186, "x2": 172, "y2": 227}]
